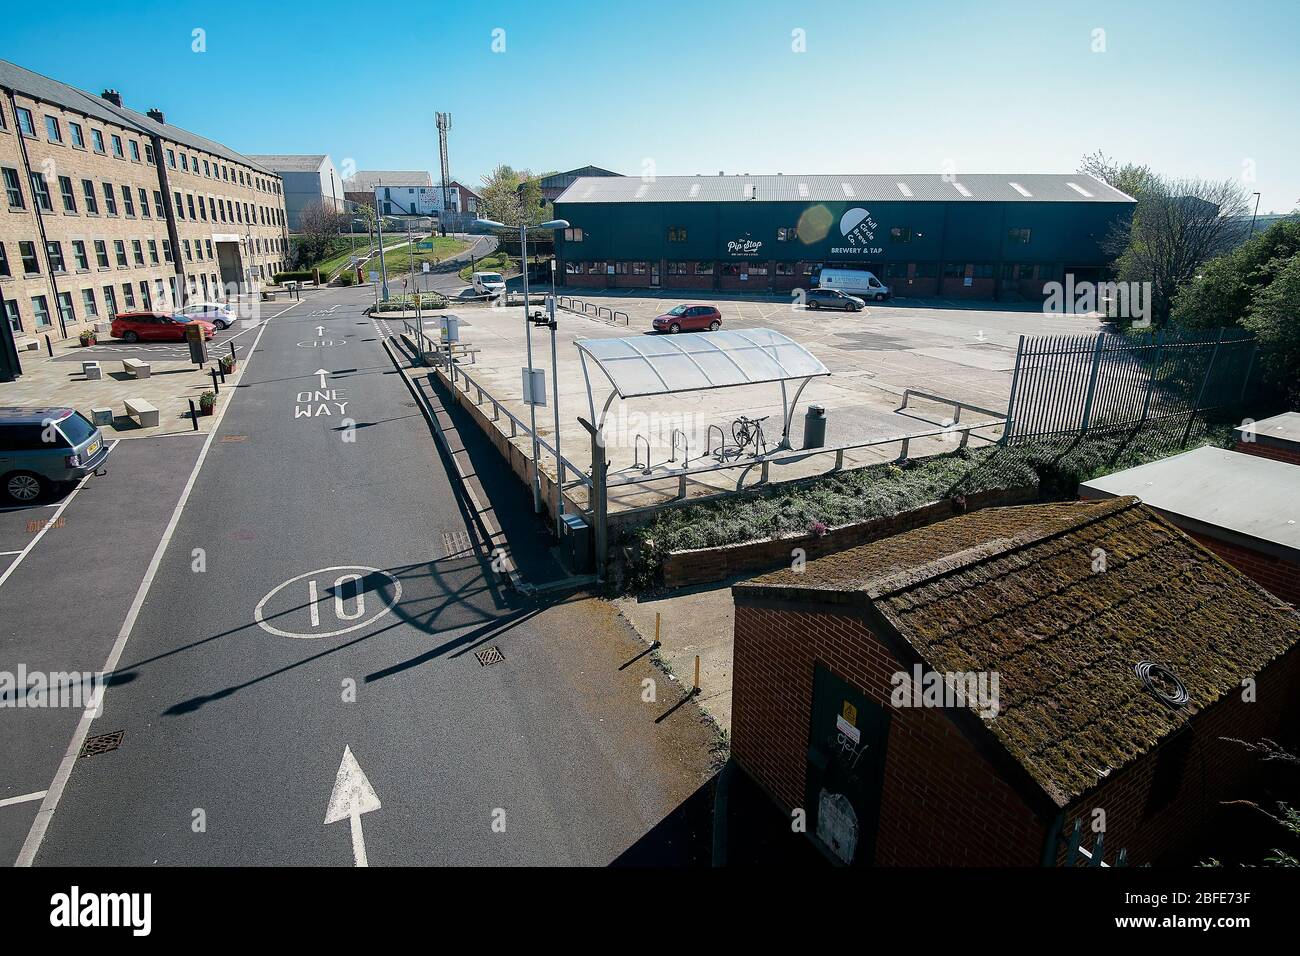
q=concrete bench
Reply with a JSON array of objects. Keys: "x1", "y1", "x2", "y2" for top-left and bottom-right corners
[
  {"x1": 90, "y1": 407, "x2": 113, "y2": 427},
  {"x1": 124, "y1": 397, "x2": 159, "y2": 429},
  {"x1": 122, "y1": 358, "x2": 151, "y2": 379},
  {"x1": 82, "y1": 361, "x2": 102, "y2": 381}
]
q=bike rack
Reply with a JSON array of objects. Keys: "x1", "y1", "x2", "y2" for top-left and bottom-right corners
[
  {"x1": 634, "y1": 434, "x2": 652, "y2": 475},
  {"x1": 670, "y1": 428, "x2": 690, "y2": 465},
  {"x1": 706, "y1": 424, "x2": 726, "y2": 459}
]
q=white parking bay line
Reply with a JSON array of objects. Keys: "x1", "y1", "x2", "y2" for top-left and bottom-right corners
[
  {"x1": 0, "y1": 441, "x2": 119, "y2": 592},
  {"x1": 15, "y1": 297, "x2": 301, "y2": 868},
  {"x1": 0, "y1": 791, "x2": 47, "y2": 810}
]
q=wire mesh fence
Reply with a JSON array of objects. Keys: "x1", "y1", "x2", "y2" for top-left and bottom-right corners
[{"x1": 1004, "y1": 329, "x2": 1256, "y2": 444}]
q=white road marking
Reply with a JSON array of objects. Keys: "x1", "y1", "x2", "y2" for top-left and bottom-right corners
[
  {"x1": 324, "y1": 746, "x2": 381, "y2": 867},
  {"x1": 15, "y1": 296, "x2": 301, "y2": 868},
  {"x1": 0, "y1": 441, "x2": 119, "y2": 592},
  {"x1": 0, "y1": 791, "x2": 47, "y2": 809},
  {"x1": 253, "y1": 566, "x2": 401, "y2": 639},
  {"x1": 0, "y1": 550, "x2": 23, "y2": 556},
  {"x1": 314, "y1": 368, "x2": 329, "y2": 388}
]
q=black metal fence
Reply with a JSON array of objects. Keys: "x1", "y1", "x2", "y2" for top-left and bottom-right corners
[{"x1": 1004, "y1": 328, "x2": 1256, "y2": 443}]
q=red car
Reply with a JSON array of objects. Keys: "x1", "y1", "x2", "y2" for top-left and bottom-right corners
[
  {"x1": 651, "y1": 304, "x2": 722, "y2": 334},
  {"x1": 110, "y1": 311, "x2": 215, "y2": 343}
]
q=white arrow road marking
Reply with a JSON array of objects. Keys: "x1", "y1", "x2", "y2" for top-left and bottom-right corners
[
  {"x1": 315, "y1": 368, "x2": 329, "y2": 388},
  {"x1": 316, "y1": 325, "x2": 325, "y2": 336},
  {"x1": 325, "y1": 746, "x2": 381, "y2": 867}
]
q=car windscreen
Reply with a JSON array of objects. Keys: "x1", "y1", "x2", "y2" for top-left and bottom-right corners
[
  {"x1": 668, "y1": 306, "x2": 688, "y2": 315},
  {"x1": 58, "y1": 412, "x2": 97, "y2": 446},
  {"x1": 480, "y1": 274, "x2": 502, "y2": 282}
]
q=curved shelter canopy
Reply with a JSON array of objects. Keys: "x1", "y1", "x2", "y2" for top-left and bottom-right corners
[
  {"x1": 576, "y1": 329, "x2": 831, "y2": 446},
  {"x1": 576, "y1": 329, "x2": 828, "y2": 399}
]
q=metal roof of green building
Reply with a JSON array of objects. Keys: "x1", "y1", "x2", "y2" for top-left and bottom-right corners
[{"x1": 557, "y1": 172, "x2": 1136, "y2": 205}]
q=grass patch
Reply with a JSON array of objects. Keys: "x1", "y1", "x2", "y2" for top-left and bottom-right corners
[
  {"x1": 619, "y1": 420, "x2": 1236, "y2": 591},
  {"x1": 458, "y1": 251, "x2": 516, "y2": 282},
  {"x1": 372, "y1": 235, "x2": 469, "y2": 278},
  {"x1": 305, "y1": 233, "x2": 406, "y2": 279}
]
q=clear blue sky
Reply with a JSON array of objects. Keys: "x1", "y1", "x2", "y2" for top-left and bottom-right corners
[{"x1": 3, "y1": 0, "x2": 1296, "y2": 212}]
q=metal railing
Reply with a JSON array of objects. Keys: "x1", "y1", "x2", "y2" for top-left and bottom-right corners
[
  {"x1": 605, "y1": 417, "x2": 1006, "y2": 502},
  {"x1": 896, "y1": 388, "x2": 1005, "y2": 424},
  {"x1": 555, "y1": 295, "x2": 629, "y2": 326}
]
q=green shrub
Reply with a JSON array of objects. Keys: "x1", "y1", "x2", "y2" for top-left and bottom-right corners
[
  {"x1": 273, "y1": 271, "x2": 313, "y2": 284},
  {"x1": 372, "y1": 292, "x2": 448, "y2": 313},
  {"x1": 336, "y1": 273, "x2": 355, "y2": 286}
]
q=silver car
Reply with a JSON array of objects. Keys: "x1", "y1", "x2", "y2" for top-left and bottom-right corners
[{"x1": 0, "y1": 407, "x2": 109, "y2": 504}]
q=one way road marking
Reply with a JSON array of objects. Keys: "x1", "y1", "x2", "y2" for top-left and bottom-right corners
[{"x1": 325, "y1": 746, "x2": 381, "y2": 867}]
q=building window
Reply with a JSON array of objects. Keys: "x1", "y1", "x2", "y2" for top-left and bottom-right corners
[
  {"x1": 972, "y1": 263, "x2": 994, "y2": 279},
  {"x1": 29, "y1": 173, "x2": 53, "y2": 212},
  {"x1": 942, "y1": 262, "x2": 967, "y2": 278},
  {"x1": 111, "y1": 134, "x2": 124, "y2": 158},
  {"x1": 82, "y1": 288, "x2": 98, "y2": 317},
  {"x1": 886, "y1": 262, "x2": 909, "y2": 279},
  {"x1": 694, "y1": 262, "x2": 714, "y2": 276},
  {"x1": 632, "y1": 261, "x2": 647, "y2": 275},
  {"x1": 183, "y1": 239, "x2": 192, "y2": 261},
  {"x1": 666, "y1": 262, "x2": 688, "y2": 276},
  {"x1": 20, "y1": 241, "x2": 40, "y2": 274},
  {"x1": 162, "y1": 239, "x2": 172, "y2": 263},
  {"x1": 91, "y1": 129, "x2": 105, "y2": 153},
  {"x1": 16, "y1": 107, "x2": 35, "y2": 136},
  {"x1": 186, "y1": 194, "x2": 196, "y2": 219},
  {"x1": 82, "y1": 180, "x2": 99, "y2": 214},
  {"x1": 144, "y1": 143, "x2": 155, "y2": 164},
  {"x1": 4, "y1": 299, "x2": 20, "y2": 334},
  {"x1": 101, "y1": 182, "x2": 117, "y2": 215},
  {"x1": 564, "y1": 261, "x2": 582, "y2": 275},
  {"x1": 166, "y1": 149, "x2": 176, "y2": 168},
  {"x1": 721, "y1": 263, "x2": 744, "y2": 277},
  {"x1": 890, "y1": 226, "x2": 913, "y2": 244},
  {"x1": 777, "y1": 227, "x2": 799, "y2": 241},
  {"x1": 121, "y1": 283, "x2": 135, "y2": 309},
  {"x1": 148, "y1": 240, "x2": 159, "y2": 265},
  {"x1": 95, "y1": 240, "x2": 109, "y2": 269},
  {"x1": 3, "y1": 167, "x2": 24, "y2": 208},
  {"x1": 776, "y1": 262, "x2": 794, "y2": 276},
  {"x1": 57, "y1": 292, "x2": 75, "y2": 327},
  {"x1": 180, "y1": 154, "x2": 189, "y2": 172},
  {"x1": 31, "y1": 295, "x2": 51, "y2": 327},
  {"x1": 749, "y1": 263, "x2": 768, "y2": 276},
  {"x1": 121, "y1": 185, "x2": 135, "y2": 217},
  {"x1": 914, "y1": 262, "x2": 938, "y2": 278},
  {"x1": 129, "y1": 140, "x2": 141, "y2": 162},
  {"x1": 58, "y1": 176, "x2": 76, "y2": 212},
  {"x1": 72, "y1": 240, "x2": 88, "y2": 270},
  {"x1": 132, "y1": 241, "x2": 144, "y2": 266},
  {"x1": 667, "y1": 226, "x2": 687, "y2": 242},
  {"x1": 1019, "y1": 263, "x2": 1038, "y2": 280},
  {"x1": 45, "y1": 115, "x2": 62, "y2": 142},
  {"x1": 586, "y1": 261, "x2": 603, "y2": 274},
  {"x1": 154, "y1": 191, "x2": 166, "y2": 218},
  {"x1": 139, "y1": 187, "x2": 150, "y2": 218},
  {"x1": 1008, "y1": 227, "x2": 1032, "y2": 244},
  {"x1": 563, "y1": 227, "x2": 584, "y2": 242},
  {"x1": 69, "y1": 122, "x2": 84, "y2": 148},
  {"x1": 114, "y1": 240, "x2": 127, "y2": 267},
  {"x1": 103, "y1": 285, "x2": 118, "y2": 317},
  {"x1": 0, "y1": 242, "x2": 8, "y2": 278}
]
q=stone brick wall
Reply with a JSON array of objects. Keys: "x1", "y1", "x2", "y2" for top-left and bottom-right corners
[{"x1": 1234, "y1": 438, "x2": 1300, "y2": 466}]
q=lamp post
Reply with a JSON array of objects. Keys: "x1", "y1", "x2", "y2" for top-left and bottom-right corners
[
  {"x1": 1248, "y1": 191, "x2": 1261, "y2": 238},
  {"x1": 474, "y1": 217, "x2": 569, "y2": 515}
]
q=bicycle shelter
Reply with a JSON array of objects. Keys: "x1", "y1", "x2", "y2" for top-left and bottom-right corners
[{"x1": 575, "y1": 328, "x2": 831, "y2": 452}]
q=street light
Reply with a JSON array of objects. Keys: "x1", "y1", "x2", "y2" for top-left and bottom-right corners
[
  {"x1": 1248, "y1": 191, "x2": 1261, "y2": 238},
  {"x1": 474, "y1": 216, "x2": 569, "y2": 516}
]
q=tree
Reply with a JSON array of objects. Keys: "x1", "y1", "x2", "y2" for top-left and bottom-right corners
[
  {"x1": 477, "y1": 164, "x2": 528, "y2": 227},
  {"x1": 1106, "y1": 175, "x2": 1250, "y2": 326},
  {"x1": 294, "y1": 200, "x2": 344, "y2": 267},
  {"x1": 1078, "y1": 150, "x2": 1158, "y2": 199}
]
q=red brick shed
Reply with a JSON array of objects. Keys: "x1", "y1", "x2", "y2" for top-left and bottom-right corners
[
  {"x1": 730, "y1": 497, "x2": 1300, "y2": 866},
  {"x1": 1235, "y1": 411, "x2": 1300, "y2": 465}
]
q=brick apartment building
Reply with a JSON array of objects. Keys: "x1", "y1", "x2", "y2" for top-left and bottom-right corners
[
  {"x1": 1081, "y1": 444, "x2": 1300, "y2": 606},
  {"x1": 0, "y1": 58, "x2": 289, "y2": 346},
  {"x1": 730, "y1": 497, "x2": 1300, "y2": 866},
  {"x1": 553, "y1": 172, "x2": 1134, "y2": 300}
]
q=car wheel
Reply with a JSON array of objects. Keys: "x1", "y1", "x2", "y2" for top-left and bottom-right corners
[
  {"x1": 709, "y1": 320, "x2": 721, "y2": 331},
  {"x1": 123, "y1": 330, "x2": 139, "y2": 343},
  {"x1": 851, "y1": 304, "x2": 862, "y2": 312},
  {"x1": 3, "y1": 471, "x2": 45, "y2": 504},
  {"x1": 669, "y1": 323, "x2": 681, "y2": 334},
  {"x1": 215, "y1": 319, "x2": 230, "y2": 330},
  {"x1": 875, "y1": 293, "x2": 886, "y2": 302},
  {"x1": 808, "y1": 302, "x2": 820, "y2": 310}
]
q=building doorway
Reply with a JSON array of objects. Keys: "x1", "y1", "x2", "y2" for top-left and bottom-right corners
[{"x1": 216, "y1": 240, "x2": 244, "y2": 291}]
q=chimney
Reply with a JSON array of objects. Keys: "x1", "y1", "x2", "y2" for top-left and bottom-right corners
[
  {"x1": 101, "y1": 89, "x2": 122, "y2": 107},
  {"x1": 146, "y1": 108, "x2": 165, "y2": 124}
]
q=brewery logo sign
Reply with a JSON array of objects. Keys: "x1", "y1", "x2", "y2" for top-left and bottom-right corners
[
  {"x1": 832, "y1": 208, "x2": 882, "y2": 255},
  {"x1": 727, "y1": 238, "x2": 763, "y2": 256}
]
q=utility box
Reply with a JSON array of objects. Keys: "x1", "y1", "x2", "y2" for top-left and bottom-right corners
[
  {"x1": 440, "y1": 315, "x2": 460, "y2": 343},
  {"x1": 561, "y1": 513, "x2": 592, "y2": 573},
  {"x1": 185, "y1": 321, "x2": 208, "y2": 366},
  {"x1": 803, "y1": 404, "x2": 827, "y2": 449}
]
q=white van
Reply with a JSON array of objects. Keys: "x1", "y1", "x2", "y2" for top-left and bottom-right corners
[
  {"x1": 472, "y1": 271, "x2": 506, "y2": 297},
  {"x1": 815, "y1": 268, "x2": 891, "y2": 301}
]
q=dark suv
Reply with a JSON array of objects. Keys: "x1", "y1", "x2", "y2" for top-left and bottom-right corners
[{"x1": 0, "y1": 407, "x2": 109, "y2": 503}]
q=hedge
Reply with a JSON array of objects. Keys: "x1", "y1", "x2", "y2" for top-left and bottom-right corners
[{"x1": 273, "y1": 271, "x2": 314, "y2": 284}]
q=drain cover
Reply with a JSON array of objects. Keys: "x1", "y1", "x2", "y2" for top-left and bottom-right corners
[
  {"x1": 474, "y1": 646, "x2": 505, "y2": 667},
  {"x1": 441, "y1": 530, "x2": 474, "y2": 558},
  {"x1": 80, "y1": 731, "x2": 124, "y2": 757}
]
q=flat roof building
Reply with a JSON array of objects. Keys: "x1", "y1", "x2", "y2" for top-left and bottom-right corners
[
  {"x1": 1234, "y1": 410, "x2": 1300, "y2": 465},
  {"x1": 0, "y1": 58, "x2": 289, "y2": 348},
  {"x1": 246, "y1": 154, "x2": 344, "y2": 231},
  {"x1": 553, "y1": 172, "x2": 1134, "y2": 301}
]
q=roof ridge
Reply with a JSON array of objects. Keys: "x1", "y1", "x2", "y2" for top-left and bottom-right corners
[{"x1": 867, "y1": 496, "x2": 1141, "y2": 600}]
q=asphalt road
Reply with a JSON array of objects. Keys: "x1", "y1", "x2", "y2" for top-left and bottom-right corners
[{"x1": 20, "y1": 283, "x2": 715, "y2": 866}]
